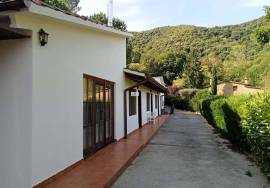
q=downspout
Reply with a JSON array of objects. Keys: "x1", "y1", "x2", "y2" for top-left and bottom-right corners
[{"x1": 124, "y1": 79, "x2": 149, "y2": 139}]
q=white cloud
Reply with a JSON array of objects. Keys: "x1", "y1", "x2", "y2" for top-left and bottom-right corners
[
  {"x1": 79, "y1": 0, "x2": 107, "y2": 16},
  {"x1": 116, "y1": 0, "x2": 138, "y2": 4},
  {"x1": 78, "y1": 0, "x2": 141, "y2": 16},
  {"x1": 244, "y1": 0, "x2": 269, "y2": 7},
  {"x1": 115, "y1": 6, "x2": 140, "y2": 18},
  {"x1": 78, "y1": 0, "x2": 144, "y2": 31}
]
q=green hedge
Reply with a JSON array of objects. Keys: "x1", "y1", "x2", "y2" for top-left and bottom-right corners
[
  {"x1": 190, "y1": 89, "x2": 212, "y2": 112},
  {"x1": 191, "y1": 91, "x2": 270, "y2": 178},
  {"x1": 241, "y1": 94, "x2": 270, "y2": 176},
  {"x1": 165, "y1": 95, "x2": 191, "y2": 111}
]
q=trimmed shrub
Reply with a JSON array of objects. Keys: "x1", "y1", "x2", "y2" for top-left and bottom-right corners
[
  {"x1": 222, "y1": 103, "x2": 247, "y2": 148},
  {"x1": 168, "y1": 89, "x2": 270, "y2": 177},
  {"x1": 200, "y1": 96, "x2": 222, "y2": 125},
  {"x1": 241, "y1": 93, "x2": 270, "y2": 177},
  {"x1": 206, "y1": 98, "x2": 227, "y2": 133},
  {"x1": 190, "y1": 89, "x2": 212, "y2": 112},
  {"x1": 164, "y1": 95, "x2": 175, "y2": 106},
  {"x1": 194, "y1": 92, "x2": 270, "y2": 178},
  {"x1": 226, "y1": 95, "x2": 248, "y2": 116},
  {"x1": 165, "y1": 95, "x2": 191, "y2": 111}
]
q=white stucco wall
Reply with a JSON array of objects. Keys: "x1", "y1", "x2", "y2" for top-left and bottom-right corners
[
  {"x1": 139, "y1": 86, "x2": 160, "y2": 125},
  {"x1": 0, "y1": 39, "x2": 32, "y2": 188},
  {"x1": 125, "y1": 79, "x2": 138, "y2": 134},
  {"x1": 0, "y1": 12, "x2": 163, "y2": 187},
  {"x1": 125, "y1": 79, "x2": 162, "y2": 134},
  {"x1": 14, "y1": 14, "x2": 127, "y2": 186}
]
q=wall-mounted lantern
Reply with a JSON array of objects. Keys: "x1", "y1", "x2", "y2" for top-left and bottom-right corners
[{"x1": 39, "y1": 29, "x2": 49, "y2": 46}]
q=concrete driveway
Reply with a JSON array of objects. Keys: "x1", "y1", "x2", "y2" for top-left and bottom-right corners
[{"x1": 113, "y1": 110, "x2": 269, "y2": 188}]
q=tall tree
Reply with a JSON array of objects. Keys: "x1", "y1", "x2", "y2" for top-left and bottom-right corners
[
  {"x1": 265, "y1": 73, "x2": 270, "y2": 91},
  {"x1": 89, "y1": 12, "x2": 127, "y2": 31},
  {"x1": 142, "y1": 51, "x2": 187, "y2": 85},
  {"x1": 210, "y1": 67, "x2": 218, "y2": 95},
  {"x1": 183, "y1": 59, "x2": 205, "y2": 89},
  {"x1": 44, "y1": 0, "x2": 70, "y2": 11},
  {"x1": 256, "y1": 5, "x2": 270, "y2": 45},
  {"x1": 255, "y1": 27, "x2": 270, "y2": 45},
  {"x1": 44, "y1": 0, "x2": 81, "y2": 12},
  {"x1": 265, "y1": 5, "x2": 270, "y2": 21},
  {"x1": 113, "y1": 18, "x2": 127, "y2": 31},
  {"x1": 89, "y1": 12, "x2": 108, "y2": 25},
  {"x1": 202, "y1": 55, "x2": 223, "y2": 85}
]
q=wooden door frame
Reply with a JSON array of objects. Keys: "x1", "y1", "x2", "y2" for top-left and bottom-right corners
[
  {"x1": 138, "y1": 90, "x2": 142, "y2": 128},
  {"x1": 150, "y1": 93, "x2": 153, "y2": 113},
  {"x1": 158, "y1": 95, "x2": 160, "y2": 116},
  {"x1": 83, "y1": 77, "x2": 95, "y2": 158},
  {"x1": 83, "y1": 74, "x2": 115, "y2": 158},
  {"x1": 105, "y1": 83, "x2": 115, "y2": 144},
  {"x1": 93, "y1": 80, "x2": 106, "y2": 151}
]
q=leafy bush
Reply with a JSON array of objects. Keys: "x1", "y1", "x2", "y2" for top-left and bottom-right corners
[
  {"x1": 194, "y1": 92, "x2": 270, "y2": 178},
  {"x1": 200, "y1": 96, "x2": 243, "y2": 145},
  {"x1": 204, "y1": 97, "x2": 227, "y2": 132},
  {"x1": 128, "y1": 17, "x2": 269, "y2": 87},
  {"x1": 224, "y1": 96, "x2": 250, "y2": 148},
  {"x1": 165, "y1": 95, "x2": 191, "y2": 111},
  {"x1": 190, "y1": 89, "x2": 211, "y2": 112},
  {"x1": 44, "y1": 0, "x2": 70, "y2": 11},
  {"x1": 241, "y1": 93, "x2": 270, "y2": 177}
]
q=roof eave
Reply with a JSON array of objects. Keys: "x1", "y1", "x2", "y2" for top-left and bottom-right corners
[
  {"x1": 28, "y1": 2, "x2": 132, "y2": 38},
  {"x1": 147, "y1": 76, "x2": 168, "y2": 93},
  {"x1": 0, "y1": 0, "x2": 132, "y2": 37},
  {"x1": 124, "y1": 69, "x2": 167, "y2": 93}
]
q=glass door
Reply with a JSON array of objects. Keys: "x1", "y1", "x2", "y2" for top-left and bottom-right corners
[
  {"x1": 105, "y1": 83, "x2": 114, "y2": 144},
  {"x1": 83, "y1": 75, "x2": 115, "y2": 158},
  {"x1": 94, "y1": 81, "x2": 105, "y2": 150},
  {"x1": 83, "y1": 78, "x2": 94, "y2": 157}
]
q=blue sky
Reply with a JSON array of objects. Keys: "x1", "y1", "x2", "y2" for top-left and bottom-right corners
[{"x1": 78, "y1": 0, "x2": 269, "y2": 31}]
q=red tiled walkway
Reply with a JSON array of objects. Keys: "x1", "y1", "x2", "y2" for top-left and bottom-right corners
[{"x1": 38, "y1": 115, "x2": 170, "y2": 188}]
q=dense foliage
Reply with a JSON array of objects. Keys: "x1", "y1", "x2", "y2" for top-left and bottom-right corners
[
  {"x1": 256, "y1": 6, "x2": 270, "y2": 45},
  {"x1": 189, "y1": 91, "x2": 270, "y2": 178},
  {"x1": 44, "y1": 0, "x2": 80, "y2": 12},
  {"x1": 190, "y1": 89, "x2": 212, "y2": 112},
  {"x1": 165, "y1": 95, "x2": 191, "y2": 111},
  {"x1": 112, "y1": 18, "x2": 127, "y2": 31},
  {"x1": 165, "y1": 88, "x2": 198, "y2": 110},
  {"x1": 44, "y1": 0, "x2": 69, "y2": 11},
  {"x1": 210, "y1": 67, "x2": 218, "y2": 95},
  {"x1": 242, "y1": 94, "x2": 270, "y2": 176},
  {"x1": 129, "y1": 51, "x2": 187, "y2": 84},
  {"x1": 128, "y1": 16, "x2": 270, "y2": 88},
  {"x1": 89, "y1": 12, "x2": 127, "y2": 31},
  {"x1": 184, "y1": 60, "x2": 205, "y2": 88},
  {"x1": 89, "y1": 12, "x2": 108, "y2": 25}
]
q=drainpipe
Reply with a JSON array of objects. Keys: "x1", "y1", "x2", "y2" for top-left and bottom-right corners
[{"x1": 124, "y1": 79, "x2": 149, "y2": 139}]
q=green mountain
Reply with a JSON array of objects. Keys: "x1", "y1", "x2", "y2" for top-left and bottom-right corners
[{"x1": 128, "y1": 17, "x2": 270, "y2": 87}]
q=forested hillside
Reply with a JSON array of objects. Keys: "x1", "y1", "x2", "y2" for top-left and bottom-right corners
[{"x1": 127, "y1": 17, "x2": 270, "y2": 88}]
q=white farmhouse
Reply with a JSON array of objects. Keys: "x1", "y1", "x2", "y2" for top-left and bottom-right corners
[{"x1": 0, "y1": 0, "x2": 167, "y2": 187}]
